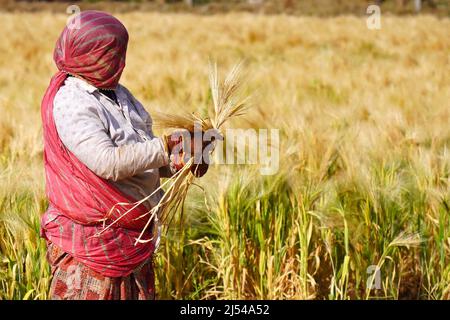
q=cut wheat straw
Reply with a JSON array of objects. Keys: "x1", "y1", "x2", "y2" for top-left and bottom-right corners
[{"x1": 94, "y1": 62, "x2": 248, "y2": 245}]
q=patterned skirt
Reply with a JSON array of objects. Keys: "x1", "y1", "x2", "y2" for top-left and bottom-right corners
[{"x1": 46, "y1": 241, "x2": 155, "y2": 300}]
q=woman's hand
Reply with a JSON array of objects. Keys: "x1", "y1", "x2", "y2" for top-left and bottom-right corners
[{"x1": 162, "y1": 130, "x2": 215, "y2": 177}]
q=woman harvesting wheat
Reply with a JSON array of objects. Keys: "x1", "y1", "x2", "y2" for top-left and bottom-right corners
[{"x1": 40, "y1": 10, "x2": 208, "y2": 300}]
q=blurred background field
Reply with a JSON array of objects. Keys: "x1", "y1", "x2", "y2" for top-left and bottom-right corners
[
  {"x1": 0, "y1": 1, "x2": 449, "y2": 299},
  {"x1": 1, "y1": 0, "x2": 449, "y2": 16}
]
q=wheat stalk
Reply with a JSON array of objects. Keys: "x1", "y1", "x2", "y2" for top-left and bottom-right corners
[
  {"x1": 153, "y1": 61, "x2": 248, "y2": 133},
  {"x1": 94, "y1": 62, "x2": 248, "y2": 244}
]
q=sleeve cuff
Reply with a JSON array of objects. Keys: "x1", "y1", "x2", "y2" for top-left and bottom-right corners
[{"x1": 156, "y1": 137, "x2": 170, "y2": 166}]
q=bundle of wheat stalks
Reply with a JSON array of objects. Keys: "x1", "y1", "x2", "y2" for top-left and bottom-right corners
[{"x1": 95, "y1": 62, "x2": 248, "y2": 245}]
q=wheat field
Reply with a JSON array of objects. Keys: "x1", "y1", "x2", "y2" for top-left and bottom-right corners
[{"x1": 0, "y1": 11, "x2": 449, "y2": 299}]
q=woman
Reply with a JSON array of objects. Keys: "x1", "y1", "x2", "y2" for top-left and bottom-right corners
[{"x1": 40, "y1": 10, "x2": 205, "y2": 300}]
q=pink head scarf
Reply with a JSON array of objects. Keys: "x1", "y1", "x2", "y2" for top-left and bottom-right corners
[
  {"x1": 40, "y1": 11, "x2": 154, "y2": 277},
  {"x1": 54, "y1": 10, "x2": 129, "y2": 89}
]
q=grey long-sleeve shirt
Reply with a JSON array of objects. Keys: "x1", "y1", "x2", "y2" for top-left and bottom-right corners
[{"x1": 53, "y1": 76, "x2": 171, "y2": 209}]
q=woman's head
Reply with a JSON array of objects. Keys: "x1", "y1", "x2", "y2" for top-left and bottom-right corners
[{"x1": 54, "y1": 11, "x2": 128, "y2": 89}]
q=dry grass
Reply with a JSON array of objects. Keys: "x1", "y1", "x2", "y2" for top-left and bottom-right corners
[{"x1": 0, "y1": 11, "x2": 449, "y2": 299}]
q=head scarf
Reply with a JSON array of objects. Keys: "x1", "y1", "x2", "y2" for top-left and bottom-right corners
[{"x1": 55, "y1": 10, "x2": 129, "y2": 89}]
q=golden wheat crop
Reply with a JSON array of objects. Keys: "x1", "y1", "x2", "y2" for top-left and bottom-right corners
[{"x1": 0, "y1": 11, "x2": 449, "y2": 299}]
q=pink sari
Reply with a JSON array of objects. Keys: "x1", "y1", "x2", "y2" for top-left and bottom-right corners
[{"x1": 41, "y1": 11, "x2": 155, "y2": 278}]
